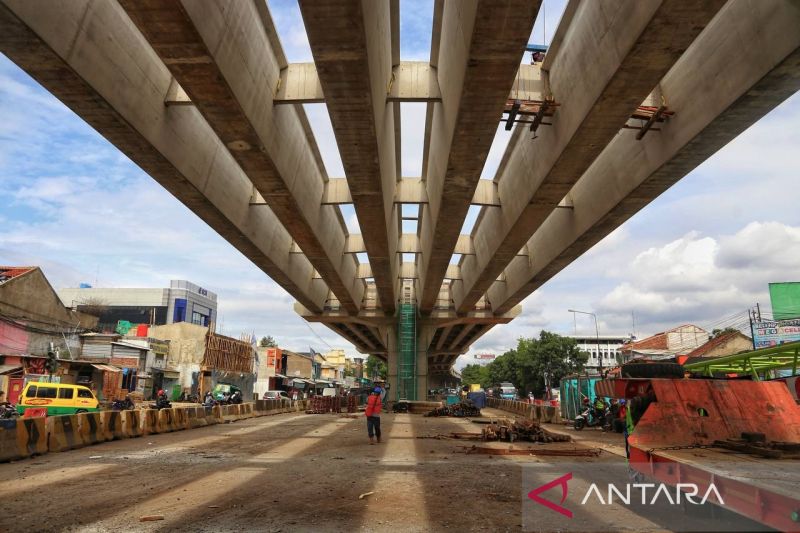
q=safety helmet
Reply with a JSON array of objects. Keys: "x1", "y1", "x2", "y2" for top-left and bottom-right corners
[{"x1": 373, "y1": 387, "x2": 382, "y2": 393}]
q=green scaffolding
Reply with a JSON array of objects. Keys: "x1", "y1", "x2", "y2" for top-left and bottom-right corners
[{"x1": 397, "y1": 303, "x2": 417, "y2": 400}]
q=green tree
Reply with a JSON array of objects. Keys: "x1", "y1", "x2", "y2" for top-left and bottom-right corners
[
  {"x1": 711, "y1": 327, "x2": 739, "y2": 339},
  {"x1": 460, "y1": 364, "x2": 490, "y2": 387},
  {"x1": 365, "y1": 355, "x2": 387, "y2": 380},
  {"x1": 487, "y1": 349, "x2": 518, "y2": 386},
  {"x1": 483, "y1": 331, "x2": 585, "y2": 396},
  {"x1": 259, "y1": 335, "x2": 277, "y2": 348}
]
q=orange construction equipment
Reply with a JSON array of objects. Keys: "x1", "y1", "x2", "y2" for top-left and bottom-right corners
[{"x1": 597, "y1": 378, "x2": 800, "y2": 531}]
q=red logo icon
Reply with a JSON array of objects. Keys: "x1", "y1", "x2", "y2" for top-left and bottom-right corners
[{"x1": 527, "y1": 473, "x2": 573, "y2": 518}]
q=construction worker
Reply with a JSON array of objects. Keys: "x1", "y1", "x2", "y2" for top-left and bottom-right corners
[{"x1": 365, "y1": 387, "x2": 382, "y2": 445}]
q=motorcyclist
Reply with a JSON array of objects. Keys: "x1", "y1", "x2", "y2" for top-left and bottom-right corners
[
  {"x1": 229, "y1": 390, "x2": 243, "y2": 404},
  {"x1": 155, "y1": 389, "x2": 171, "y2": 409},
  {"x1": 592, "y1": 396, "x2": 607, "y2": 422},
  {"x1": 203, "y1": 391, "x2": 215, "y2": 406}
]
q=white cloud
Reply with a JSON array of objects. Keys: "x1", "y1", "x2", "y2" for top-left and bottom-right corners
[{"x1": 596, "y1": 222, "x2": 800, "y2": 332}]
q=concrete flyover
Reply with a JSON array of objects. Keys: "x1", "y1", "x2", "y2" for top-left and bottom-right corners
[{"x1": 1, "y1": 0, "x2": 798, "y2": 398}]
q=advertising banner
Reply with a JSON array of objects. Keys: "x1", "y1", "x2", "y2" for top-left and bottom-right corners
[{"x1": 752, "y1": 319, "x2": 800, "y2": 348}]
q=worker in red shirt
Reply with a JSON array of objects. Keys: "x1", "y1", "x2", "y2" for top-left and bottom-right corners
[{"x1": 365, "y1": 387, "x2": 383, "y2": 444}]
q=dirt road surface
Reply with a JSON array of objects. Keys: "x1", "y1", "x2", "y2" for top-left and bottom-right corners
[{"x1": 0, "y1": 407, "x2": 765, "y2": 532}]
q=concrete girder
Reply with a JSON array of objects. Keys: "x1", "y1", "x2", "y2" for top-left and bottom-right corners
[
  {"x1": 120, "y1": 0, "x2": 364, "y2": 314},
  {"x1": 492, "y1": 0, "x2": 800, "y2": 315},
  {"x1": 299, "y1": 0, "x2": 398, "y2": 315},
  {"x1": 455, "y1": 0, "x2": 727, "y2": 314},
  {"x1": 418, "y1": 0, "x2": 541, "y2": 314},
  {"x1": 0, "y1": 0, "x2": 328, "y2": 314}
]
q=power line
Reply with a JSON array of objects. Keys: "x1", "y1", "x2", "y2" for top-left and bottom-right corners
[{"x1": 298, "y1": 316, "x2": 332, "y2": 350}]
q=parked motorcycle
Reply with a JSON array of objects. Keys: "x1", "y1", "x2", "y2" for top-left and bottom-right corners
[
  {"x1": 0, "y1": 404, "x2": 19, "y2": 419},
  {"x1": 574, "y1": 404, "x2": 611, "y2": 431},
  {"x1": 111, "y1": 396, "x2": 135, "y2": 411}
]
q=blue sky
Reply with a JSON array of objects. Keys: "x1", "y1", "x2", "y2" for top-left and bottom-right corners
[{"x1": 2, "y1": 1, "x2": 799, "y2": 367}]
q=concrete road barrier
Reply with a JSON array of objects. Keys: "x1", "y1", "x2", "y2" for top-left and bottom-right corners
[
  {"x1": 157, "y1": 408, "x2": 179, "y2": 432},
  {"x1": 173, "y1": 408, "x2": 190, "y2": 431},
  {"x1": 0, "y1": 417, "x2": 47, "y2": 462},
  {"x1": 141, "y1": 409, "x2": 159, "y2": 435},
  {"x1": 187, "y1": 407, "x2": 207, "y2": 428},
  {"x1": 123, "y1": 410, "x2": 143, "y2": 438},
  {"x1": 101, "y1": 411, "x2": 127, "y2": 440},
  {"x1": 77, "y1": 412, "x2": 109, "y2": 446},
  {"x1": 46, "y1": 415, "x2": 82, "y2": 452}
]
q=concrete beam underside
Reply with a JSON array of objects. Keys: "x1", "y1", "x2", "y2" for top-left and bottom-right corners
[
  {"x1": 120, "y1": 0, "x2": 364, "y2": 314},
  {"x1": 492, "y1": 0, "x2": 800, "y2": 313},
  {"x1": 455, "y1": 0, "x2": 726, "y2": 313},
  {"x1": 0, "y1": 0, "x2": 328, "y2": 313},
  {"x1": 418, "y1": 0, "x2": 540, "y2": 313},
  {"x1": 299, "y1": 0, "x2": 398, "y2": 315}
]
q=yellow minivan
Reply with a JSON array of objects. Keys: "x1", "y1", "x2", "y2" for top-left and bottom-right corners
[{"x1": 17, "y1": 382, "x2": 100, "y2": 416}]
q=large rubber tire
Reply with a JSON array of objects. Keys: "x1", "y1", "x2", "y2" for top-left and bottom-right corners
[
  {"x1": 574, "y1": 418, "x2": 585, "y2": 431},
  {"x1": 620, "y1": 362, "x2": 684, "y2": 379}
]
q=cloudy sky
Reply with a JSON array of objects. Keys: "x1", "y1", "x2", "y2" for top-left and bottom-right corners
[{"x1": 1, "y1": 1, "x2": 798, "y2": 368}]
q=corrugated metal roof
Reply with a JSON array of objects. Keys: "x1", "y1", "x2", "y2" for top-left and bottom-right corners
[
  {"x1": 91, "y1": 364, "x2": 121, "y2": 372},
  {"x1": 0, "y1": 266, "x2": 36, "y2": 285}
]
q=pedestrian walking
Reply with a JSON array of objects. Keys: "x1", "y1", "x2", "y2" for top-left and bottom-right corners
[{"x1": 365, "y1": 386, "x2": 382, "y2": 445}]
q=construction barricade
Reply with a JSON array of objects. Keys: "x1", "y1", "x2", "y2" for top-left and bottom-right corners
[
  {"x1": 141, "y1": 409, "x2": 159, "y2": 435},
  {"x1": 123, "y1": 410, "x2": 143, "y2": 438},
  {"x1": 77, "y1": 412, "x2": 108, "y2": 446},
  {"x1": 0, "y1": 417, "x2": 47, "y2": 462},
  {"x1": 46, "y1": 414, "x2": 82, "y2": 452},
  {"x1": 157, "y1": 408, "x2": 179, "y2": 432},
  {"x1": 101, "y1": 410, "x2": 127, "y2": 440},
  {"x1": 187, "y1": 407, "x2": 207, "y2": 429},
  {"x1": 173, "y1": 408, "x2": 190, "y2": 430}
]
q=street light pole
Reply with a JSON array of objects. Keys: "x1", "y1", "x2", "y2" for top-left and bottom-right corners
[{"x1": 568, "y1": 309, "x2": 603, "y2": 375}]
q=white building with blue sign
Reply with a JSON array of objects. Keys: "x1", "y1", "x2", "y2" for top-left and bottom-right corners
[{"x1": 58, "y1": 280, "x2": 217, "y2": 332}]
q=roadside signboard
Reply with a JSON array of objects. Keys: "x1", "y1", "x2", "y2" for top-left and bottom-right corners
[
  {"x1": 474, "y1": 353, "x2": 496, "y2": 360},
  {"x1": 752, "y1": 319, "x2": 800, "y2": 348}
]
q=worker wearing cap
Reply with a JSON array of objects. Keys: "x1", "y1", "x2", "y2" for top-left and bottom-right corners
[{"x1": 365, "y1": 387, "x2": 383, "y2": 445}]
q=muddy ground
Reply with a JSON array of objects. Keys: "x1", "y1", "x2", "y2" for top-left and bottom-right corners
[{"x1": 0, "y1": 407, "x2": 765, "y2": 532}]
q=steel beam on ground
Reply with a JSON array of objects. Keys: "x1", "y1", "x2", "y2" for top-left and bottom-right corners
[
  {"x1": 418, "y1": 0, "x2": 540, "y2": 314},
  {"x1": 299, "y1": 0, "x2": 398, "y2": 315},
  {"x1": 121, "y1": 0, "x2": 363, "y2": 314},
  {"x1": 492, "y1": 0, "x2": 800, "y2": 314},
  {"x1": 0, "y1": 0, "x2": 328, "y2": 313},
  {"x1": 456, "y1": 0, "x2": 726, "y2": 314}
]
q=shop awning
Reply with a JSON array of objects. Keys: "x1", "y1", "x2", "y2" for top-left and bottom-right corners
[
  {"x1": 91, "y1": 364, "x2": 121, "y2": 373},
  {"x1": 274, "y1": 373, "x2": 287, "y2": 378},
  {"x1": 153, "y1": 368, "x2": 181, "y2": 379},
  {"x1": 0, "y1": 365, "x2": 23, "y2": 375}
]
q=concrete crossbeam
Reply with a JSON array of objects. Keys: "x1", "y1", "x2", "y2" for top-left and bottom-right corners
[
  {"x1": 417, "y1": 0, "x2": 540, "y2": 313},
  {"x1": 120, "y1": 0, "x2": 364, "y2": 314},
  {"x1": 274, "y1": 60, "x2": 546, "y2": 105},
  {"x1": 492, "y1": 0, "x2": 800, "y2": 315},
  {"x1": 0, "y1": 0, "x2": 328, "y2": 313},
  {"x1": 323, "y1": 177, "x2": 500, "y2": 206},
  {"x1": 387, "y1": 61, "x2": 441, "y2": 102},
  {"x1": 274, "y1": 63, "x2": 324, "y2": 104},
  {"x1": 456, "y1": 0, "x2": 726, "y2": 314},
  {"x1": 299, "y1": 0, "x2": 398, "y2": 315}
]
